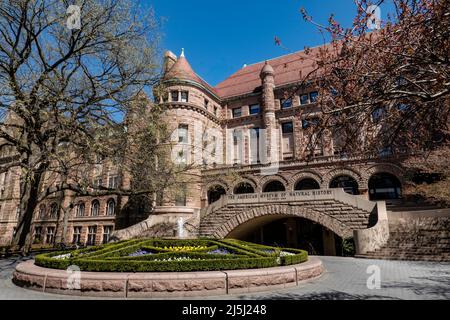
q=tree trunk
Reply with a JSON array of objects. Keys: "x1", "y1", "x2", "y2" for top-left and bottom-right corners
[{"x1": 12, "y1": 164, "x2": 46, "y2": 254}]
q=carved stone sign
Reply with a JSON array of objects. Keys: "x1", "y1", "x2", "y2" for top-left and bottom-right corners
[{"x1": 227, "y1": 189, "x2": 335, "y2": 204}]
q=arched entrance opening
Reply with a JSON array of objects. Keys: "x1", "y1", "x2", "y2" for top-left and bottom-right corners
[
  {"x1": 263, "y1": 180, "x2": 286, "y2": 193},
  {"x1": 294, "y1": 178, "x2": 320, "y2": 190},
  {"x1": 233, "y1": 182, "x2": 255, "y2": 194},
  {"x1": 330, "y1": 175, "x2": 359, "y2": 195},
  {"x1": 369, "y1": 173, "x2": 402, "y2": 200},
  {"x1": 226, "y1": 215, "x2": 348, "y2": 256},
  {"x1": 207, "y1": 185, "x2": 226, "y2": 204}
]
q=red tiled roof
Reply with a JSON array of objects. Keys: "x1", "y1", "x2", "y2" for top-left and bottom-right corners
[{"x1": 215, "y1": 46, "x2": 326, "y2": 99}]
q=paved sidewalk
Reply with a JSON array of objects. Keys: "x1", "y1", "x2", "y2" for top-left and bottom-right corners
[{"x1": 1, "y1": 256, "x2": 449, "y2": 300}]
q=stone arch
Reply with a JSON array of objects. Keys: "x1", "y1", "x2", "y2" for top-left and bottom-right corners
[
  {"x1": 202, "y1": 181, "x2": 229, "y2": 199},
  {"x1": 232, "y1": 177, "x2": 258, "y2": 194},
  {"x1": 323, "y1": 167, "x2": 363, "y2": 189},
  {"x1": 364, "y1": 163, "x2": 405, "y2": 186},
  {"x1": 289, "y1": 170, "x2": 323, "y2": 191},
  {"x1": 259, "y1": 175, "x2": 289, "y2": 193},
  {"x1": 212, "y1": 204, "x2": 352, "y2": 239}
]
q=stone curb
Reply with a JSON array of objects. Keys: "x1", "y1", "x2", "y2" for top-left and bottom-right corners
[{"x1": 13, "y1": 257, "x2": 324, "y2": 298}]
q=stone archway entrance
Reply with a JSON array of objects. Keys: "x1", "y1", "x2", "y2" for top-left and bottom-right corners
[{"x1": 226, "y1": 215, "x2": 344, "y2": 256}]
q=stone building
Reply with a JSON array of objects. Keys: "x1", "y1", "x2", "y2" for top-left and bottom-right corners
[{"x1": 0, "y1": 48, "x2": 408, "y2": 255}]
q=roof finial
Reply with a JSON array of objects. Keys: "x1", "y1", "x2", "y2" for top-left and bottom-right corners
[{"x1": 180, "y1": 48, "x2": 185, "y2": 58}]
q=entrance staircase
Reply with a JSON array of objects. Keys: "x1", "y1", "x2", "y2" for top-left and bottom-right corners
[{"x1": 356, "y1": 208, "x2": 450, "y2": 262}]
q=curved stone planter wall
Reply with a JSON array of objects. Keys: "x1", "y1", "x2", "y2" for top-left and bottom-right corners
[{"x1": 13, "y1": 257, "x2": 323, "y2": 298}]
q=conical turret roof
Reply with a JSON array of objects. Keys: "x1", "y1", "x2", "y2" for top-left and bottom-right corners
[{"x1": 164, "y1": 49, "x2": 217, "y2": 96}]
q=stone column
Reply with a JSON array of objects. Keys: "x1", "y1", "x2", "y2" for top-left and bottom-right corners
[{"x1": 260, "y1": 62, "x2": 279, "y2": 167}]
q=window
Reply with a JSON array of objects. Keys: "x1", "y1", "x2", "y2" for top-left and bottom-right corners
[
  {"x1": 180, "y1": 91, "x2": 188, "y2": 102},
  {"x1": 171, "y1": 90, "x2": 179, "y2": 102},
  {"x1": 250, "y1": 127, "x2": 260, "y2": 164},
  {"x1": 106, "y1": 199, "x2": 115, "y2": 216},
  {"x1": 93, "y1": 177, "x2": 102, "y2": 188},
  {"x1": 281, "y1": 98, "x2": 293, "y2": 109},
  {"x1": 38, "y1": 205, "x2": 46, "y2": 219},
  {"x1": 178, "y1": 124, "x2": 189, "y2": 143},
  {"x1": 309, "y1": 91, "x2": 319, "y2": 103},
  {"x1": 46, "y1": 227, "x2": 55, "y2": 244},
  {"x1": 214, "y1": 106, "x2": 218, "y2": 116},
  {"x1": 302, "y1": 118, "x2": 319, "y2": 129},
  {"x1": 50, "y1": 203, "x2": 58, "y2": 219},
  {"x1": 372, "y1": 107, "x2": 385, "y2": 123},
  {"x1": 87, "y1": 226, "x2": 97, "y2": 246},
  {"x1": 232, "y1": 107, "x2": 242, "y2": 118},
  {"x1": 73, "y1": 226, "x2": 82, "y2": 244},
  {"x1": 103, "y1": 226, "x2": 113, "y2": 244},
  {"x1": 91, "y1": 200, "x2": 100, "y2": 216},
  {"x1": 204, "y1": 99, "x2": 209, "y2": 108},
  {"x1": 34, "y1": 227, "x2": 42, "y2": 242},
  {"x1": 282, "y1": 122, "x2": 293, "y2": 134},
  {"x1": 249, "y1": 104, "x2": 260, "y2": 115},
  {"x1": 108, "y1": 175, "x2": 119, "y2": 189},
  {"x1": 300, "y1": 94, "x2": 310, "y2": 105},
  {"x1": 175, "y1": 183, "x2": 187, "y2": 206},
  {"x1": 76, "y1": 202, "x2": 85, "y2": 217},
  {"x1": 211, "y1": 136, "x2": 217, "y2": 157},
  {"x1": 282, "y1": 122, "x2": 294, "y2": 160}
]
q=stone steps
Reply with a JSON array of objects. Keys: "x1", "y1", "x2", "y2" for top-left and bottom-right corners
[{"x1": 358, "y1": 216, "x2": 450, "y2": 262}]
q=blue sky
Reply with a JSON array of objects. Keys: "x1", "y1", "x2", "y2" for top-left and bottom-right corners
[{"x1": 148, "y1": 0, "x2": 395, "y2": 86}]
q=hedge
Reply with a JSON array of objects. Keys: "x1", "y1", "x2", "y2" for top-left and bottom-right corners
[{"x1": 34, "y1": 239, "x2": 308, "y2": 272}]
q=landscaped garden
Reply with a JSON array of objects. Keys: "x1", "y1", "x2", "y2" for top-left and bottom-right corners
[{"x1": 34, "y1": 239, "x2": 308, "y2": 272}]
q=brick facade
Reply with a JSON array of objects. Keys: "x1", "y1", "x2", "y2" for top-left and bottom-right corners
[{"x1": 0, "y1": 48, "x2": 406, "y2": 246}]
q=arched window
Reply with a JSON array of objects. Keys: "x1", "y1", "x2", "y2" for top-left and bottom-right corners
[
  {"x1": 91, "y1": 200, "x2": 100, "y2": 216},
  {"x1": 295, "y1": 178, "x2": 320, "y2": 191},
  {"x1": 369, "y1": 173, "x2": 402, "y2": 200},
  {"x1": 76, "y1": 202, "x2": 85, "y2": 217},
  {"x1": 330, "y1": 175, "x2": 359, "y2": 195},
  {"x1": 233, "y1": 182, "x2": 255, "y2": 194},
  {"x1": 38, "y1": 205, "x2": 46, "y2": 219},
  {"x1": 263, "y1": 181, "x2": 286, "y2": 193},
  {"x1": 50, "y1": 203, "x2": 58, "y2": 218},
  {"x1": 207, "y1": 186, "x2": 226, "y2": 204},
  {"x1": 106, "y1": 199, "x2": 116, "y2": 216}
]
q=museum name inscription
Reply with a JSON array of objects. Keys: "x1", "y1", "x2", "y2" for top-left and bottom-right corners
[{"x1": 227, "y1": 189, "x2": 334, "y2": 203}]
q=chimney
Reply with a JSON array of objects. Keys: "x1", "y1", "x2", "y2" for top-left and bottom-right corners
[{"x1": 163, "y1": 50, "x2": 177, "y2": 74}]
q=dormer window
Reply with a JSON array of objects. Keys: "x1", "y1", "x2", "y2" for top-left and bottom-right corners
[
  {"x1": 180, "y1": 91, "x2": 188, "y2": 102},
  {"x1": 249, "y1": 104, "x2": 260, "y2": 115},
  {"x1": 170, "y1": 90, "x2": 189, "y2": 102},
  {"x1": 309, "y1": 91, "x2": 319, "y2": 103},
  {"x1": 300, "y1": 94, "x2": 310, "y2": 105},
  {"x1": 171, "y1": 91, "x2": 179, "y2": 102},
  {"x1": 281, "y1": 98, "x2": 293, "y2": 109},
  {"x1": 232, "y1": 107, "x2": 242, "y2": 118}
]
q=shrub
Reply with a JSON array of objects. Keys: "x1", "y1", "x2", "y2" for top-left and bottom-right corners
[{"x1": 34, "y1": 239, "x2": 308, "y2": 272}]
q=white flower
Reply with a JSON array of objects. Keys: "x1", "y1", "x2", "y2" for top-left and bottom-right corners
[{"x1": 53, "y1": 253, "x2": 71, "y2": 260}]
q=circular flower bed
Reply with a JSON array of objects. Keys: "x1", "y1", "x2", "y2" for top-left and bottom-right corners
[{"x1": 34, "y1": 239, "x2": 308, "y2": 272}]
